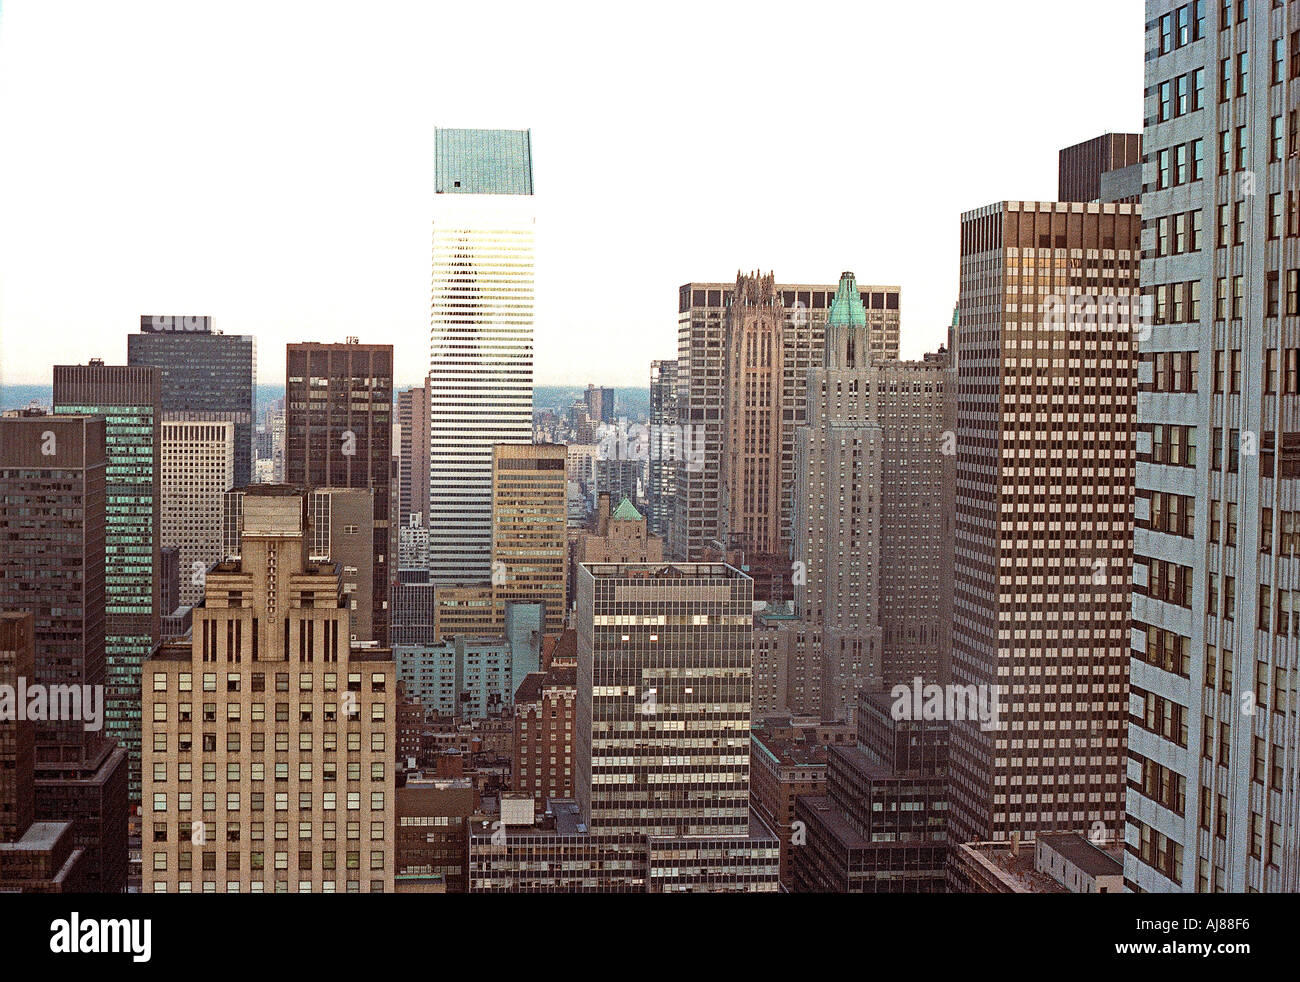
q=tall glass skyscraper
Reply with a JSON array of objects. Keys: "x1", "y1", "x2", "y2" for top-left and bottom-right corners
[
  {"x1": 429, "y1": 127, "x2": 535, "y2": 583},
  {"x1": 52, "y1": 362, "x2": 162, "y2": 800}
]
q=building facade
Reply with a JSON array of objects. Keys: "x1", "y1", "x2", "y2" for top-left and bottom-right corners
[
  {"x1": 0, "y1": 414, "x2": 130, "y2": 892},
  {"x1": 794, "y1": 272, "x2": 955, "y2": 718},
  {"x1": 127, "y1": 315, "x2": 255, "y2": 489},
  {"x1": 429, "y1": 127, "x2": 535, "y2": 583},
  {"x1": 647, "y1": 359, "x2": 678, "y2": 540},
  {"x1": 1126, "y1": 0, "x2": 1300, "y2": 893},
  {"x1": 670, "y1": 277, "x2": 901, "y2": 565},
  {"x1": 142, "y1": 487, "x2": 396, "y2": 893},
  {"x1": 491, "y1": 443, "x2": 567, "y2": 635},
  {"x1": 285, "y1": 341, "x2": 393, "y2": 646},
  {"x1": 53, "y1": 361, "x2": 162, "y2": 798},
  {"x1": 950, "y1": 200, "x2": 1139, "y2": 845},
  {"x1": 161, "y1": 420, "x2": 234, "y2": 608}
]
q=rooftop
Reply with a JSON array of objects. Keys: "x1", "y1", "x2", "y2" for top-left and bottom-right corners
[
  {"x1": 1036, "y1": 833, "x2": 1124, "y2": 877},
  {"x1": 610, "y1": 496, "x2": 644, "y2": 522}
]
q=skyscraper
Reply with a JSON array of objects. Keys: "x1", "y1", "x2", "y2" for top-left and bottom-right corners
[
  {"x1": 793, "y1": 272, "x2": 955, "y2": 718},
  {"x1": 53, "y1": 361, "x2": 162, "y2": 799},
  {"x1": 127, "y1": 315, "x2": 256, "y2": 489},
  {"x1": 670, "y1": 277, "x2": 901, "y2": 564},
  {"x1": 576, "y1": 562, "x2": 753, "y2": 837},
  {"x1": 0, "y1": 612, "x2": 36, "y2": 844},
  {"x1": 142, "y1": 486, "x2": 396, "y2": 893},
  {"x1": 722, "y1": 273, "x2": 786, "y2": 564},
  {"x1": 0, "y1": 413, "x2": 130, "y2": 892},
  {"x1": 285, "y1": 341, "x2": 393, "y2": 646},
  {"x1": 1127, "y1": 0, "x2": 1296, "y2": 894},
  {"x1": 950, "y1": 200, "x2": 1139, "y2": 846},
  {"x1": 1058, "y1": 133, "x2": 1143, "y2": 203},
  {"x1": 397, "y1": 376, "x2": 432, "y2": 533},
  {"x1": 647, "y1": 359, "x2": 678, "y2": 540},
  {"x1": 429, "y1": 127, "x2": 535, "y2": 583},
  {"x1": 491, "y1": 443, "x2": 567, "y2": 635},
  {"x1": 161, "y1": 419, "x2": 234, "y2": 607}
]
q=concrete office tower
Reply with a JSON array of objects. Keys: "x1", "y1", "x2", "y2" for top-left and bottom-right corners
[
  {"x1": 0, "y1": 414, "x2": 130, "y2": 893},
  {"x1": 950, "y1": 200, "x2": 1139, "y2": 846},
  {"x1": 429, "y1": 127, "x2": 535, "y2": 584},
  {"x1": 647, "y1": 359, "x2": 678, "y2": 539},
  {"x1": 53, "y1": 361, "x2": 162, "y2": 799},
  {"x1": 671, "y1": 277, "x2": 900, "y2": 564},
  {"x1": 142, "y1": 486, "x2": 396, "y2": 893},
  {"x1": 1127, "y1": 0, "x2": 1300, "y2": 894},
  {"x1": 161, "y1": 420, "x2": 234, "y2": 607},
  {"x1": 128, "y1": 315, "x2": 256, "y2": 489},
  {"x1": 397, "y1": 377, "x2": 432, "y2": 533},
  {"x1": 285, "y1": 341, "x2": 393, "y2": 646},
  {"x1": 492, "y1": 443, "x2": 567, "y2": 635},
  {"x1": 1059, "y1": 133, "x2": 1143, "y2": 203},
  {"x1": 576, "y1": 563, "x2": 753, "y2": 837},
  {"x1": 794, "y1": 273, "x2": 956, "y2": 718}
]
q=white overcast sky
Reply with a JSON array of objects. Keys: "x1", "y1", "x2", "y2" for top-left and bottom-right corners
[{"x1": 0, "y1": 0, "x2": 1143, "y2": 389}]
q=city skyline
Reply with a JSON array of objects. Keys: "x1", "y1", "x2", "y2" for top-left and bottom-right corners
[
  {"x1": 4, "y1": 0, "x2": 1299, "y2": 942},
  {"x1": 0, "y1": 0, "x2": 1141, "y2": 389}
]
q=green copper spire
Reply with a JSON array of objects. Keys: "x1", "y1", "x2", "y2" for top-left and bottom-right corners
[
  {"x1": 610, "y1": 497, "x2": 644, "y2": 522},
  {"x1": 826, "y1": 271, "x2": 867, "y2": 328}
]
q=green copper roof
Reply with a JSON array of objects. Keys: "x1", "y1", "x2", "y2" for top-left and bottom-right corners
[
  {"x1": 611, "y1": 497, "x2": 643, "y2": 522},
  {"x1": 826, "y1": 272, "x2": 867, "y2": 328}
]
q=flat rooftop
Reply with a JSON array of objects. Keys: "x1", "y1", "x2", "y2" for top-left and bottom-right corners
[
  {"x1": 581, "y1": 562, "x2": 745, "y2": 580},
  {"x1": 1037, "y1": 833, "x2": 1123, "y2": 877}
]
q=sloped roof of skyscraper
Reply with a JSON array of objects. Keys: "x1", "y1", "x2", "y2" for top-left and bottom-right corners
[
  {"x1": 435, "y1": 127, "x2": 534, "y2": 195},
  {"x1": 826, "y1": 271, "x2": 867, "y2": 327}
]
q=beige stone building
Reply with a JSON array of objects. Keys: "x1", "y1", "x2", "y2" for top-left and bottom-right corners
[
  {"x1": 670, "y1": 276, "x2": 901, "y2": 566},
  {"x1": 790, "y1": 272, "x2": 956, "y2": 719},
  {"x1": 143, "y1": 486, "x2": 396, "y2": 893},
  {"x1": 568, "y1": 492, "x2": 663, "y2": 599}
]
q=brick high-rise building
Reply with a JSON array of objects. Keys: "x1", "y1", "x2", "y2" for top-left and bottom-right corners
[
  {"x1": 53, "y1": 361, "x2": 162, "y2": 799},
  {"x1": 670, "y1": 276, "x2": 900, "y2": 567},
  {"x1": 143, "y1": 486, "x2": 396, "y2": 893},
  {"x1": 0, "y1": 413, "x2": 130, "y2": 892},
  {"x1": 950, "y1": 200, "x2": 1139, "y2": 845},
  {"x1": 793, "y1": 272, "x2": 956, "y2": 718},
  {"x1": 127, "y1": 315, "x2": 256, "y2": 489},
  {"x1": 512, "y1": 665, "x2": 577, "y2": 806},
  {"x1": 286, "y1": 341, "x2": 393, "y2": 646}
]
